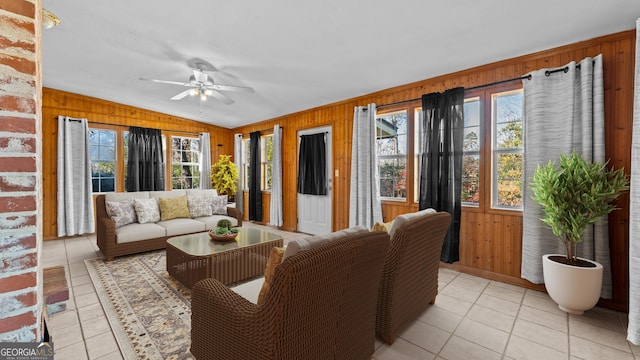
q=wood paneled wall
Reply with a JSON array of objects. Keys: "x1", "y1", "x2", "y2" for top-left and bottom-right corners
[
  {"x1": 232, "y1": 30, "x2": 635, "y2": 311},
  {"x1": 41, "y1": 89, "x2": 234, "y2": 240}
]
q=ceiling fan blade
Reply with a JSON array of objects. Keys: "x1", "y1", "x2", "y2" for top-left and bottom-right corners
[
  {"x1": 211, "y1": 84, "x2": 254, "y2": 93},
  {"x1": 209, "y1": 90, "x2": 234, "y2": 105},
  {"x1": 170, "y1": 89, "x2": 192, "y2": 100},
  {"x1": 140, "y1": 77, "x2": 190, "y2": 86}
]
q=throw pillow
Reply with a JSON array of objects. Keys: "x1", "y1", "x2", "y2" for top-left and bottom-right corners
[
  {"x1": 211, "y1": 195, "x2": 228, "y2": 215},
  {"x1": 158, "y1": 195, "x2": 190, "y2": 221},
  {"x1": 133, "y1": 198, "x2": 161, "y2": 224},
  {"x1": 105, "y1": 200, "x2": 137, "y2": 228},
  {"x1": 371, "y1": 220, "x2": 394, "y2": 233},
  {"x1": 257, "y1": 247, "x2": 285, "y2": 304},
  {"x1": 188, "y1": 195, "x2": 213, "y2": 218}
]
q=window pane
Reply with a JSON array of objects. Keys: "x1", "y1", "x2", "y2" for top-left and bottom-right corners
[
  {"x1": 379, "y1": 157, "x2": 406, "y2": 199},
  {"x1": 171, "y1": 136, "x2": 201, "y2": 190},
  {"x1": 495, "y1": 152, "x2": 523, "y2": 207},
  {"x1": 463, "y1": 98, "x2": 481, "y2": 205},
  {"x1": 462, "y1": 154, "x2": 480, "y2": 204},
  {"x1": 89, "y1": 128, "x2": 116, "y2": 193},
  {"x1": 377, "y1": 111, "x2": 407, "y2": 200},
  {"x1": 492, "y1": 90, "x2": 524, "y2": 209}
]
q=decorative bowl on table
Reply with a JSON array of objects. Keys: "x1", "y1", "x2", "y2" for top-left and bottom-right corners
[{"x1": 208, "y1": 231, "x2": 238, "y2": 242}]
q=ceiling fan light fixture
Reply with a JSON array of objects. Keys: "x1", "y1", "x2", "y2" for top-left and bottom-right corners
[
  {"x1": 204, "y1": 89, "x2": 213, "y2": 96},
  {"x1": 42, "y1": 8, "x2": 61, "y2": 29},
  {"x1": 200, "y1": 93, "x2": 207, "y2": 101},
  {"x1": 189, "y1": 88, "x2": 198, "y2": 96}
]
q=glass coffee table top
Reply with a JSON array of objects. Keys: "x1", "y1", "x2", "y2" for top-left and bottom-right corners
[{"x1": 167, "y1": 227, "x2": 283, "y2": 256}]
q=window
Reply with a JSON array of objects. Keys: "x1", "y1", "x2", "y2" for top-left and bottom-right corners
[
  {"x1": 89, "y1": 128, "x2": 116, "y2": 193},
  {"x1": 171, "y1": 136, "x2": 200, "y2": 189},
  {"x1": 242, "y1": 135, "x2": 273, "y2": 191},
  {"x1": 462, "y1": 98, "x2": 481, "y2": 206},
  {"x1": 376, "y1": 111, "x2": 407, "y2": 199},
  {"x1": 492, "y1": 90, "x2": 524, "y2": 208},
  {"x1": 413, "y1": 85, "x2": 523, "y2": 211}
]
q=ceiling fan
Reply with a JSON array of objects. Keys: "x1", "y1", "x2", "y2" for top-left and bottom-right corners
[{"x1": 140, "y1": 66, "x2": 254, "y2": 105}]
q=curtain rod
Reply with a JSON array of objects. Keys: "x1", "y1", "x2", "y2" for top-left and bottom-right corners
[
  {"x1": 84, "y1": 120, "x2": 201, "y2": 137},
  {"x1": 241, "y1": 126, "x2": 283, "y2": 136},
  {"x1": 375, "y1": 75, "x2": 532, "y2": 109}
]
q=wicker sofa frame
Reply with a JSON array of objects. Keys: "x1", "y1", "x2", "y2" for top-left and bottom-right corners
[
  {"x1": 376, "y1": 211, "x2": 451, "y2": 344},
  {"x1": 191, "y1": 230, "x2": 390, "y2": 360},
  {"x1": 95, "y1": 194, "x2": 243, "y2": 261}
]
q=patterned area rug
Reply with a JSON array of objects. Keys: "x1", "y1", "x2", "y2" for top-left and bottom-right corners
[
  {"x1": 85, "y1": 223, "x2": 301, "y2": 359},
  {"x1": 86, "y1": 250, "x2": 195, "y2": 360}
]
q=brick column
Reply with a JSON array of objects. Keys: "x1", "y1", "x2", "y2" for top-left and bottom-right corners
[{"x1": 0, "y1": 0, "x2": 43, "y2": 342}]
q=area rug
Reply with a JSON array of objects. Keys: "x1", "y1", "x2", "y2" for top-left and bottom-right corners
[
  {"x1": 85, "y1": 223, "x2": 300, "y2": 360},
  {"x1": 86, "y1": 250, "x2": 195, "y2": 360}
]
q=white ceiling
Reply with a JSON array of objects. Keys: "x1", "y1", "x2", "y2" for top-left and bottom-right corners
[{"x1": 42, "y1": 1, "x2": 640, "y2": 129}]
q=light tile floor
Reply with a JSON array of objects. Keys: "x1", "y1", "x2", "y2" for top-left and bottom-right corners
[{"x1": 43, "y1": 234, "x2": 640, "y2": 360}]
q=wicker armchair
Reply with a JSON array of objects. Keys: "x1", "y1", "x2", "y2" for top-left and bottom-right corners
[
  {"x1": 191, "y1": 230, "x2": 390, "y2": 360},
  {"x1": 376, "y1": 211, "x2": 451, "y2": 344}
]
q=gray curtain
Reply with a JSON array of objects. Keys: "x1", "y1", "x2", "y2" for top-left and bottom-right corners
[
  {"x1": 521, "y1": 55, "x2": 611, "y2": 298},
  {"x1": 199, "y1": 132, "x2": 211, "y2": 189},
  {"x1": 234, "y1": 133, "x2": 244, "y2": 213},
  {"x1": 269, "y1": 125, "x2": 283, "y2": 226},
  {"x1": 126, "y1": 126, "x2": 165, "y2": 191},
  {"x1": 628, "y1": 18, "x2": 640, "y2": 346},
  {"x1": 57, "y1": 116, "x2": 95, "y2": 236},
  {"x1": 349, "y1": 103, "x2": 382, "y2": 228},
  {"x1": 419, "y1": 88, "x2": 464, "y2": 263}
]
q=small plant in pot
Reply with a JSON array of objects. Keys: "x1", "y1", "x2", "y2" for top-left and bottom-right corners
[
  {"x1": 530, "y1": 151, "x2": 628, "y2": 314},
  {"x1": 209, "y1": 219, "x2": 240, "y2": 241}
]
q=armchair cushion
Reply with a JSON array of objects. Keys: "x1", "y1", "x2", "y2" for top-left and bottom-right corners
[
  {"x1": 257, "y1": 246, "x2": 285, "y2": 304},
  {"x1": 388, "y1": 208, "x2": 436, "y2": 236}
]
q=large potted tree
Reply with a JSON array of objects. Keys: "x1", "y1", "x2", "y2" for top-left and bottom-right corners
[
  {"x1": 211, "y1": 154, "x2": 239, "y2": 201},
  {"x1": 530, "y1": 151, "x2": 628, "y2": 314}
]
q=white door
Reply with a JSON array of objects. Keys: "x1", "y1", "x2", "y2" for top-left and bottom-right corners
[{"x1": 297, "y1": 126, "x2": 332, "y2": 235}]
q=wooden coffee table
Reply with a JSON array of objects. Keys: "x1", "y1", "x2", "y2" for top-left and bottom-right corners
[{"x1": 166, "y1": 228, "x2": 284, "y2": 289}]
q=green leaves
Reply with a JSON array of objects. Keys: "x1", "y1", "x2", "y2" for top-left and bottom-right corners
[{"x1": 530, "y1": 151, "x2": 629, "y2": 260}]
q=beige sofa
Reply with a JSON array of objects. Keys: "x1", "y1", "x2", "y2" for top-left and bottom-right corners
[{"x1": 96, "y1": 189, "x2": 242, "y2": 260}]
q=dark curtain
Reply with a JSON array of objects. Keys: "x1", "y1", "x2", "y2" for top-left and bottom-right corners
[
  {"x1": 126, "y1": 126, "x2": 165, "y2": 191},
  {"x1": 297, "y1": 133, "x2": 327, "y2": 195},
  {"x1": 418, "y1": 87, "x2": 464, "y2": 263},
  {"x1": 249, "y1": 131, "x2": 262, "y2": 221}
]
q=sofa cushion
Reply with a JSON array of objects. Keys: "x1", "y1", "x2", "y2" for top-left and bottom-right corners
[
  {"x1": 389, "y1": 208, "x2": 437, "y2": 237},
  {"x1": 211, "y1": 195, "x2": 228, "y2": 215},
  {"x1": 159, "y1": 195, "x2": 190, "y2": 221},
  {"x1": 257, "y1": 246, "x2": 285, "y2": 304},
  {"x1": 283, "y1": 226, "x2": 367, "y2": 260},
  {"x1": 157, "y1": 218, "x2": 206, "y2": 236},
  {"x1": 195, "y1": 215, "x2": 238, "y2": 230},
  {"x1": 104, "y1": 192, "x2": 149, "y2": 217},
  {"x1": 185, "y1": 189, "x2": 218, "y2": 197},
  {"x1": 133, "y1": 198, "x2": 161, "y2": 224},
  {"x1": 188, "y1": 195, "x2": 213, "y2": 218},
  {"x1": 115, "y1": 223, "x2": 166, "y2": 244},
  {"x1": 105, "y1": 200, "x2": 138, "y2": 228},
  {"x1": 149, "y1": 190, "x2": 187, "y2": 204}
]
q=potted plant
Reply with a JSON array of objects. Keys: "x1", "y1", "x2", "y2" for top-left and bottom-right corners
[
  {"x1": 211, "y1": 154, "x2": 239, "y2": 200},
  {"x1": 208, "y1": 219, "x2": 240, "y2": 242},
  {"x1": 530, "y1": 151, "x2": 628, "y2": 314}
]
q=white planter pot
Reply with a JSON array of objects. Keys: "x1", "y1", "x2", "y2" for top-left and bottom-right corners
[{"x1": 542, "y1": 254, "x2": 603, "y2": 315}]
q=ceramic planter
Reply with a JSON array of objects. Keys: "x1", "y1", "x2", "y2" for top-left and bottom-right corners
[{"x1": 542, "y1": 254, "x2": 603, "y2": 315}]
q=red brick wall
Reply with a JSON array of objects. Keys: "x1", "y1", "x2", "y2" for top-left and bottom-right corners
[{"x1": 0, "y1": 0, "x2": 43, "y2": 342}]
